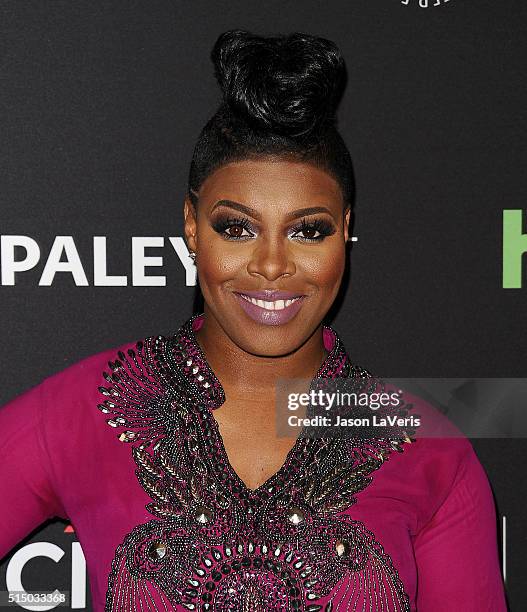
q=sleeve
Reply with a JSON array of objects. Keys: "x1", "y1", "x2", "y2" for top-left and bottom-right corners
[
  {"x1": 0, "y1": 378, "x2": 68, "y2": 562},
  {"x1": 413, "y1": 443, "x2": 508, "y2": 611}
]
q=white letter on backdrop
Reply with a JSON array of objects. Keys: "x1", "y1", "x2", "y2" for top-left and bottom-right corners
[
  {"x1": 132, "y1": 237, "x2": 166, "y2": 286},
  {"x1": 93, "y1": 237, "x2": 127, "y2": 286},
  {"x1": 39, "y1": 236, "x2": 89, "y2": 286},
  {"x1": 169, "y1": 237, "x2": 197, "y2": 286},
  {"x1": 1, "y1": 235, "x2": 40, "y2": 285}
]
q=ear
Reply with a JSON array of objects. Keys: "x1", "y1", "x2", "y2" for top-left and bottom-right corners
[
  {"x1": 343, "y1": 206, "x2": 351, "y2": 243},
  {"x1": 183, "y1": 195, "x2": 198, "y2": 254}
]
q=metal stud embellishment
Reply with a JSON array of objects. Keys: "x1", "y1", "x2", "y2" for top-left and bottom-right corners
[
  {"x1": 118, "y1": 430, "x2": 137, "y2": 443},
  {"x1": 194, "y1": 506, "x2": 212, "y2": 525},
  {"x1": 147, "y1": 541, "x2": 168, "y2": 561},
  {"x1": 335, "y1": 539, "x2": 350, "y2": 558},
  {"x1": 287, "y1": 507, "x2": 305, "y2": 525}
]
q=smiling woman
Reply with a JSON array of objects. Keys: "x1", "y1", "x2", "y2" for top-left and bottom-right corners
[
  {"x1": 185, "y1": 158, "x2": 349, "y2": 347},
  {"x1": 0, "y1": 28, "x2": 507, "y2": 612}
]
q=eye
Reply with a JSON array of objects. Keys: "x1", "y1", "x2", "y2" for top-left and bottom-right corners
[
  {"x1": 289, "y1": 218, "x2": 336, "y2": 243},
  {"x1": 211, "y1": 215, "x2": 256, "y2": 241}
]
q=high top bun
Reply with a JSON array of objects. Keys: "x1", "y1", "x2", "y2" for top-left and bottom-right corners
[
  {"x1": 188, "y1": 30, "x2": 355, "y2": 212},
  {"x1": 211, "y1": 29, "x2": 346, "y2": 140}
]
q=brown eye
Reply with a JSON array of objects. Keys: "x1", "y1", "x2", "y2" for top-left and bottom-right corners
[
  {"x1": 289, "y1": 217, "x2": 336, "y2": 243},
  {"x1": 301, "y1": 227, "x2": 318, "y2": 239},
  {"x1": 226, "y1": 225, "x2": 244, "y2": 238},
  {"x1": 211, "y1": 215, "x2": 256, "y2": 240}
]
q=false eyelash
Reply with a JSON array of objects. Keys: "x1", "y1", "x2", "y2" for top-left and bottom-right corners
[
  {"x1": 290, "y1": 217, "x2": 336, "y2": 242},
  {"x1": 211, "y1": 215, "x2": 255, "y2": 240}
]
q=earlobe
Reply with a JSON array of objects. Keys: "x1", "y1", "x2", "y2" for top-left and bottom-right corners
[
  {"x1": 343, "y1": 207, "x2": 351, "y2": 242},
  {"x1": 183, "y1": 197, "x2": 198, "y2": 253}
]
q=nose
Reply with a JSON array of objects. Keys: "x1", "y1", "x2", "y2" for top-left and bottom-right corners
[{"x1": 246, "y1": 238, "x2": 296, "y2": 281}]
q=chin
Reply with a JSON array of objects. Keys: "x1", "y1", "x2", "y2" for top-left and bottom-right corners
[{"x1": 228, "y1": 313, "x2": 322, "y2": 358}]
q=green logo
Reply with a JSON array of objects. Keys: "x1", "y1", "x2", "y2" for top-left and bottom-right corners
[{"x1": 503, "y1": 210, "x2": 527, "y2": 288}]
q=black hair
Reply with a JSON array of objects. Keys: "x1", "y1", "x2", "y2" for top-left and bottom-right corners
[{"x1": 187, "y1": 29, "x2": 355, "y2": 214}]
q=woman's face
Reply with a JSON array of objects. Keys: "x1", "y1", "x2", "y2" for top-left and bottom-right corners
[{"x1": 184, "y1": 157, "x2": 351, "y2": 357}]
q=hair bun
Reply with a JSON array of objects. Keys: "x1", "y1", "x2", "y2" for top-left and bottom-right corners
[{"x1": 211, "y1": 29, "x2": 346, "y2": 140}]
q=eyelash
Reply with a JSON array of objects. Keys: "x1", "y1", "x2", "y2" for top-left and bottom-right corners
[
  {"x1": 293, "y1": 217, "x2": 336, "y2": 242},
  {"x1": 211, "y1": 216, "x2": 336, "y2": 243},
  {"x1": 211, "y1": 216, "x2": 255, "y2": 241}
]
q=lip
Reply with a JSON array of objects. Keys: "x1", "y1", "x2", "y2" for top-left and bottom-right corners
[{"x1": 232, "y1": 290, "x2": 306, "y2": 326}]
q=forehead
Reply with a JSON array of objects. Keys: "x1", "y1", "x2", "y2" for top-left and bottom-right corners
[{"x1": 199, "y1": 158, "x2": 343, "y2": 208}]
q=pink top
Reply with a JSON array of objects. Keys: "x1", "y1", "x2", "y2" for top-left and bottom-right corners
[{"x1": 0, "y1": 313, "x2": 507, "y2": 611}]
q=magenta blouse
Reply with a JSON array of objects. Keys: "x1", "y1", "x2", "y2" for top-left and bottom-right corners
[{"x1": 0, "y1": 313, "x2": 507, "y2": 611}]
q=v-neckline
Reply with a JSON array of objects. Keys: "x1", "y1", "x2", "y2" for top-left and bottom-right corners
[{"x1": 170, "y1": 312, "x2": 354, "y2": 501}]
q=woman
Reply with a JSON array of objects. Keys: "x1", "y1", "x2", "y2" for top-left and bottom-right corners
[{"x1": 0, "y1": 29, "x2": 507, "y2": 611}]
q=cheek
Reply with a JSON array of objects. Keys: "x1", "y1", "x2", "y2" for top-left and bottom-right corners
[
  {"x1": 298, "y1": 243, "x2": 346, "y2": 290},
  {"x1": 196, "y1": 231, "x2": 247, "y2": 287}
]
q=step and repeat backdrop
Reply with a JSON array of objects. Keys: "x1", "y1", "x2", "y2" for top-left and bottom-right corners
[{"x1": 0, "y1": 1, "x2": 525, "y2": 610}]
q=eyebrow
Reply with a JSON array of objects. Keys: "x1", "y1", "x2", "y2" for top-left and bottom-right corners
[{"x1": 210, "y1": 199, "x2": 335, "y2": 222}]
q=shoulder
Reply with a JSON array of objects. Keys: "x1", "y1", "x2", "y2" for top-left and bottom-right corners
[
  {"x1": 25, "y1": 332, "x2": 183, "y2": 462},
  {"x1": 41, "y1": 336, "x2": 143, "y2": 396},
  {"x1": 40, "y1": 332, "x2": 174, "y2": 396},
  {"x1": 36, "y1": 332, "x2": 177, "y2": 437}
]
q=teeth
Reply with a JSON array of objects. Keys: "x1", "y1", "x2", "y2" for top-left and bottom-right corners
[{"x1": 239, "y1": 294, "x2": 301, "y2": 310}]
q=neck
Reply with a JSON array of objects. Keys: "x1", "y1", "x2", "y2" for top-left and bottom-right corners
[{"x1": 194, "y1": 309, "x2": 329, "y2": 399}]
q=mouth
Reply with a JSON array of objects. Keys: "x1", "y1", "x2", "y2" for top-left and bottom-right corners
[
  {"x1": 237, "y1": 294, "x2": 303, "y2": 310},
  {"x1": 232, "y1": 291, "x2": 306, "y2": 326}
]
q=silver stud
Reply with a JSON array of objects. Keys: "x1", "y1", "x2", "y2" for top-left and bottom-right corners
[
  {"x1": 335, "y1": 539, "x2": 351, "y2": 558},
  {"x1": 294, "y1": 559, "x2": 304, "y2": 569},
  {"x1": 147, "y1": 541, "x2": 167, "y2": 561},
  {"x1": 287, "y1": 507, "x2": 305, "y2": 525},
  {"x1": 118, "y1": 431, "x2": 137, "y2": 442},
  {"x1": 192, "y1": 366, "x2": 199, "y2": 374},
  {"x1": 194, "y1": 506, "x2": 212, "y2": 524}
]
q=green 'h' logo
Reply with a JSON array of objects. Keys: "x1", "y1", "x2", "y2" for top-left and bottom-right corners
[{"x1": 503, "y1": 210, "x2": 527, "y2": 288}]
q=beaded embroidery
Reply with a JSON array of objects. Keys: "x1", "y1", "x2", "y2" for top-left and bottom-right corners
[{"x1": 97, "y1": 313, "x2": 415, "y2": 611}]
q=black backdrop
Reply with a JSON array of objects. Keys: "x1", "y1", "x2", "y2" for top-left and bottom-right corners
[{"x1": 1, "y1": 1, "x2": 525, "y2": 609}]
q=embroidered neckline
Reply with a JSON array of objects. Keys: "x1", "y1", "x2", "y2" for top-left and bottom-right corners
[
  {"x1": 169, "y1": 311, "x2": 354, "y2": 411},
  {"x1": 165, "y1": 312, "x2": 373, "y2": 501}
]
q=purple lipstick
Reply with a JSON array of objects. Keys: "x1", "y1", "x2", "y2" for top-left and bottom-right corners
[{"x1": 232, "y1": 289, "x2": 306, "y2": 326}]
